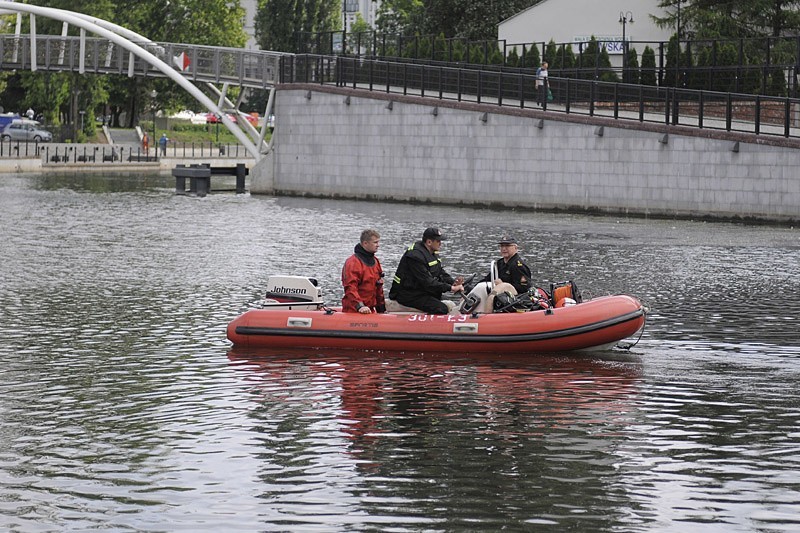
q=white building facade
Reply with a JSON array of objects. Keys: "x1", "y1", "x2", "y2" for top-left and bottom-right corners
[{"x1": 498, "y1": 0, "x2": 674, "y2": 67}]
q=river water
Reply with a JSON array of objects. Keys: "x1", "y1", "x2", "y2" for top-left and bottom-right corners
[{"x1": 1, "y1": 173, "x2": 798, "y2": 532}]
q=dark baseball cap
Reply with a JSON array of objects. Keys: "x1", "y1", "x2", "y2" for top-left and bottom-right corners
[
  {"x1": 422, "y1": 227, "x2": 446, "y2": 241},
  {"x1": 498, "y1": 235, "x2": 517, "y2": 245}
]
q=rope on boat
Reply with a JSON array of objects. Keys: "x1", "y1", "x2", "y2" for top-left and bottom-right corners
[{"x1": 616, "y1": 305, "x2": 648, "y2": 351}]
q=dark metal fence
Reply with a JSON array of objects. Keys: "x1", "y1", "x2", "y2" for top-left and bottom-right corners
[
  {"x1": 0, "y1": 139, "x2": 46, "y2": 157},
  {"x1": 298, "y1": 30, "x2": 800, "y2": 98},
  {"x1": 0, "y1": 141, "x2": 251, "y2": 163},
  {"x1": 283, "y1": 54, "x2": 800, "y2": 139}
]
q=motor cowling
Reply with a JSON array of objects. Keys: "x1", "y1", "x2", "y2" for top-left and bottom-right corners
[{"x1": 264, "y1": 275, "x2": 321, "y2": 310}]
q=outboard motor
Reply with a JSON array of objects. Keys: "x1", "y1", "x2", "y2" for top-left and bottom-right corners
[{"x1": 263, "y1": 275, "x2": 323, "y2": 310}]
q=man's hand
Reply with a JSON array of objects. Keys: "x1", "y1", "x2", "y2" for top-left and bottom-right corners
[
  {"x1": 358, "y1": 306, "x2": 372, "y2": 314},
  {"x1": 451, "y1": 283, "x2": 464, "y2": 293}
]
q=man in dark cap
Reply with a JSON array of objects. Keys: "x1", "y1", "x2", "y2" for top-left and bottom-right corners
[
  {"x1": 480, "y1": 235, "x2": 532, "y2": 295},
  {"x1": 388, "y1": 227, "x2": 464, "y2": 314}
]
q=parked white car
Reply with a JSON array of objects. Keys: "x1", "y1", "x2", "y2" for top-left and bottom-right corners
[
  {"x1": 169, "y1": 110, "x2": 209, "y2": 125},
  {"x1": 1, "y1": 120, "x2": 52, "y2": 142}
]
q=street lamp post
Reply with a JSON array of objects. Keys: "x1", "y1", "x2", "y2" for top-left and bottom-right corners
[
  {"x1": 619, "y1": 11, "x2": 634, "y2": 81},
  {"x1": 150, "y1": 89, "x2": 157, "y2": 155}
]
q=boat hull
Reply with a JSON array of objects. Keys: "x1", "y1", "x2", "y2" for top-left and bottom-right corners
[{"x1": 227, "y1": 295, "x2": 646, "y2": 354}]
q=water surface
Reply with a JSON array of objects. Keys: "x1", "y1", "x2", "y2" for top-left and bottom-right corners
[{"x1": 1, "y1": 173, "x2": 799, "y2": 532}]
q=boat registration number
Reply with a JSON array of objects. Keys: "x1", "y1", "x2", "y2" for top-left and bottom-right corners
[{"x1": 407, "y1": 314, "x2": 468, "y2": 322}]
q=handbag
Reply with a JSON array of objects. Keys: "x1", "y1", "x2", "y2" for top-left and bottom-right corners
[{"x1": 547, "y1": 88, "x2": 554, "y2": 101}]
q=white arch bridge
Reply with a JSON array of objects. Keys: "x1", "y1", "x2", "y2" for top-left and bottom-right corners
[{"x1": 0, "y1": 1, "x2": 288, "y2": 161}]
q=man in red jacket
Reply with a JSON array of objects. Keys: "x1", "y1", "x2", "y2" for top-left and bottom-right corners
[{"x1": 342, "y1": 229, "x2": 386, "y2": 314}]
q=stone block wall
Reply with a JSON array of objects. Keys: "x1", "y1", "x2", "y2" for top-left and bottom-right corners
[{"x1": 251, "y1": 86, "x2": 800, "y2": 222}]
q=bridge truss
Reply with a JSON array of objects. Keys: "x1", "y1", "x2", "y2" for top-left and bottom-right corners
[{"x1": 0, "y1": 1, "x2": 288, "y2": 160}]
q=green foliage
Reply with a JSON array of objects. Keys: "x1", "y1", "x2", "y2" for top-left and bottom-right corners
[
  {"x1": 350, "y1": 12, "x2": 370, "y2": 34},
  {"x1": 507, "y1": 48, "x2": 520, "y2": 68},
  {"x1": 434, "y1": 32, "x2": 448, "y2": 61},
  {"x1": 376, "y1": 0, "x2": 424, "y2": 35},
  {"x1": 256, "y1": 0, "x2": 340, "y2": 52},
  {"x1": 741, "y1": 58, "x2": 762, "y2": 94},
  {"x1": 489, "y1": 47, "x2": 504, "y2": 65},
  {"x1": 693, "y1": 47, "x2": 711, "y2": 91},
  {"x1": 654, "y1": 0, "x2": 800, "y2": 41},
  {"x1": 767, "y1": 68, "x2": 787, "y2": 96},
  {"x1": 544, "y1": 39, "x2": 558, "y2": 67},
  {"x1": 553, "y1": 44, "x2": 576, "y2": 73},
  {"x1": 468, "y1": 43, "x2": 487, "y2": 64},
  {"x1": 376, "y1": 0, "x2": 539, "y2": 41},
  {"x1": 624, "y1": 48, "x2": 640, "y2": 84},
  {"x1": 597, "y1": 44, "x2": 618, "y2": 83},
  {"x1": 578, "y1": 36, "x2": 617, "y2": 82},
  {"x1": 641, "y1": 46, "x2": 657, "y2": 86},
  {"x1": 679, "y1": 45, "x2": 694, "y2": 89},
  {"x1": 664, "y1": 34, "x2": 682, "y2": 87},
  {"x1": 417, "y1": 34, "x2": 433, "y2": 59},
  {"x1": 714, "y1": 43, "x2": 739, "y2": 92},
  {"x1": 520, "y1": 44, "x2": 540, "y2": 69},
  {"x1": 451, "y1": 40, "x2": 464, "y2": 62}
]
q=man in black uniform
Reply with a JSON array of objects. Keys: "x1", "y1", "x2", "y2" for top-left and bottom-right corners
[
  {"x1": 389, "y1": 227, "x2": 464, "y2": 314},
  {"x1": 480, "y1": 235, "x2": 532, "y2": 295}
]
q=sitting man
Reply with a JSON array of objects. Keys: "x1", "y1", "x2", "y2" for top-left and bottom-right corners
[
  {"x1": 480, "y1": 235, "x2": 532, "y2": 295},
  {"x1": 342, "y1": 229, "x2": 386, "y2": 313},
  {"x1": 388, "y1": 227, "x2": 464, "y2": 314}
]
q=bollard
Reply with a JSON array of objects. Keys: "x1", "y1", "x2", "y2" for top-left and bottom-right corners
[
  {"x1": 194, "y1": 175, "x2": 209, "y2": 197},
  {"x1": 235, "y1": 163, "x2": 246, "y2": 194},
  {"x1": 175, "y1": 175, "x2": 187, "y2": 194}
]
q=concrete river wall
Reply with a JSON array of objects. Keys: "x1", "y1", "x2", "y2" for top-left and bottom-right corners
[{"x1": 252, "y1": 84, "x2": 800, "y2": 223}]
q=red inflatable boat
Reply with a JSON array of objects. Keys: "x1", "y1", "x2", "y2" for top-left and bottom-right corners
[{"x1": 227, "y1": 276, "x2": 647, "y2": 354}]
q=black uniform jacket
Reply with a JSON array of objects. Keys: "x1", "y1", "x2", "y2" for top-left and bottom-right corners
[
  {"x1": 389, "y1": 241, "x2": 455, "y2": 300},
  {"x1": 480, "y1": 252, "x2": 532, "y2": 294}
]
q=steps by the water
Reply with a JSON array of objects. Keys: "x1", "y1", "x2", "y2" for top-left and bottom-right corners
[{"x1": 107, "y1": 128, "x2": 142, "y2": 149}]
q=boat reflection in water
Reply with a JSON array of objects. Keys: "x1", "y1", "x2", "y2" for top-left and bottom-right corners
[{"x1": 227, "y1": 347, "x2": 643, "y2": 472}]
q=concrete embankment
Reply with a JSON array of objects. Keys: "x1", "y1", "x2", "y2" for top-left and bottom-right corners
[
  {"x1": 252, "y1": 84, "x2": 800, "y2": 223},
  {"x1": 0, "y1": 144, "x2": 253, "y2": 176}
]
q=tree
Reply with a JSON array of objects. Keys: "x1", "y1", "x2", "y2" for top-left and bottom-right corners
[
  {"x1": 377, "y1": 0, "x2": 541, "y2": 41},
  {"x1": 544, "y1": 39, "x2": 558, "y2": 68},
  {"x1": 767, "y1": 67, "x2": 787, "y2": 96},
  {"x1": 520, "y1": 44, "x2": 540, "y2": 69},
  {"x1": 664, "y1": 34, "x2": 682, "y2": 87},
  {"x1": 553, "y1": 44, "x2": 575, "y2": 76},
  {"x1": 375, "y1": 0, "x2": 424, "y2": 35},
  {"x1": 625, "y1": 48, "x2": 640, "y2": 85},
  {"x1": 433, "y1": 32, "x2": 447, "y2": 61},
  {"x1": 714, "y1": 43, "x2": 739, "y2": 92},
  {"x1": 641, "y1": 46, "x2": 657, "y2": 86},
  {"x1": 653, "y1": 0, "x2": 800, "y2": 40},
  {"x1": 255, "y1": 0, "x2": 340, "y2": 53},
  {"x1": 578, "y1": 37, "x2": 617, "y2": 82}
]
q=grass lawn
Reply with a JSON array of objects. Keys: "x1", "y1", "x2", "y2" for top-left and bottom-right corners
[{"x1": 140, "y1": 121, "x2": 271, "y2": 144}]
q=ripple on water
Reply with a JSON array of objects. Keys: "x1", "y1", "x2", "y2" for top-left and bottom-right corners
[{"x1": 1, "y1": 176, "x2": 799, "y2": 531}]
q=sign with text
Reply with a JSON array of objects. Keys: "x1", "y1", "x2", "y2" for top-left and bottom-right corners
[{"x1": 573, "y1": 36, "x2": 627, "y2": 55}]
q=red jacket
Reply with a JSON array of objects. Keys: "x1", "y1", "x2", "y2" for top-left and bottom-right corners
[{"x1": 342, "y1": 246, "x2": 386, "y2": 313}]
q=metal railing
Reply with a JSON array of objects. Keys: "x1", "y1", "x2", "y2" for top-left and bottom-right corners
[
  {"x1": 284, "y1": 54, "x2": 800, "y2": 139},
  {"x1": 0, "y1": 141, "x2": 252, "y2": 163},
  {"x1": 299, "y1": 30, "x2": 800, "y2": 98},
  {"x1": 0, "y1": 139, "x2": 46, "y2": 157},
  {"x1": 0, "y1": 35, "x2": 285, "y2": 89}
]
